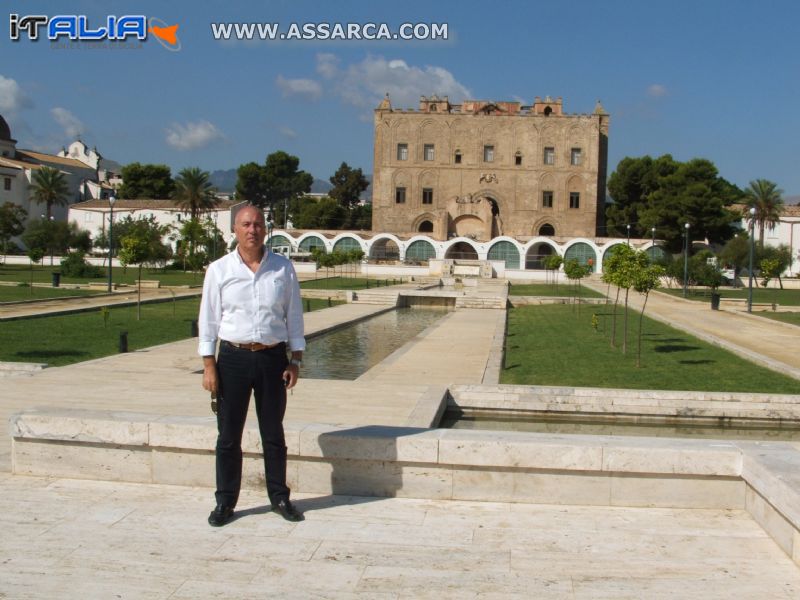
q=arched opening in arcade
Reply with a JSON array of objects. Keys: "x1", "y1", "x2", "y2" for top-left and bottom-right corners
[
  {"x1": 565, "y1": 242, "x2": 597, "y2": 272},
  {"x1": 370, "y1": 238, "x2": 400, "y2": 261},
  {"x1": 405, "y1": 239, "x2": 437, "y2": 264},
  {"x1": 332, "y1": 237, "x2": 362, "y2": 255},
  {"x1": 646, "y1": 245, "x2": 670, "y2": 264},
  {"x1": 487, "y1": 240, "x2": 520, "y2": 269},
  {"x1": 445, "y1": 241, "x2": 478, "y2": 260},
  {"x1": 299, "y1": 235, "x2": 326, "y2": 253},
  {"x1": 525, "y1": 242, "x2": 557, "y2": 269},
  {"x1": 267, "y1": 234, "x2": 292, "y2": 252}
]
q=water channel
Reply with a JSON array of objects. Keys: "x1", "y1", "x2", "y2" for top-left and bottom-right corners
[
  {"x1": 302, "y1": 307, "x2": 448, "y2": 380},
  {"x1": 440, "y1": 409, "x2": 800, "y2": 442}
]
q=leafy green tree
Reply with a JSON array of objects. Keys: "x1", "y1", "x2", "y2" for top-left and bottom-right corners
[
  {"x1": 292, "y1": 196, "x2": 348, "y2": 229},
  {"x1": 544, "y1": 254, "x2": 563, "y2": 294},
  {"x1": 601, "y1": 244, "x2": 645, "y2": 353},
  {"x1": 26, "y1": 246, "x2": 44, "y2": 295},
  {"x1": 60, "y1": 251, "x2": 103, "y2": 278},
  {"x1": 0, "y1": 202, "x2": 27, "y2": 261},
  {"x1": 743, "y1": 179, "x2": 784, "y2": 247},
  {"x1": 22, "y1": 219, "x2": 93, "y2": 261},
  {"x1": 118, "y1": 235, "x2": 150, "y2": 320},
  {"x1": 173, "y1": 167, "x2": 218, "y2": 221},
  {"x1": 758, "y1": 245, "x2": 792, "y2": 289},
  {"x1": 632, "y1": 260, "x2": 665, "y2": 368},
  {"x1": 606, "y1": 155, "x2": 742, "y2": 251},
  {"x1": 329, "y1": 162, "x2": 369, "y2": 209},
  {"x1": 347, "y1": 203, "x2": 372, "y2": 230},
  {"x1": 118, "y1": 163, "x2": 174, "y2": 199},
  {"x1": 30, "y1": 166, "x2": 70, "y2": 218},
  {"x1": 563, "y1": 258, "x2": 591, "y2": 315},
  {"x1": 235, "y1": 151, "x2": 313, "y2": 226}
]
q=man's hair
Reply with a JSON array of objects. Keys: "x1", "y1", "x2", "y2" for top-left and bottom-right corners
[{"x1": 235, "y1": 205, "x2": 266, "y2": 226}]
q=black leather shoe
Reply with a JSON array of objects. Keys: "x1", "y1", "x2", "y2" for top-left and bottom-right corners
[
  {"x1": 272, "y1": 499, "x2": 304, "y2": 522},
  {"x1": 208, "y1": 504, "x2": 234, "y2": 527}
]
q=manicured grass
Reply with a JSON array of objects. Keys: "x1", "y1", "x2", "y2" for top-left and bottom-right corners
[
  {"x1": 759, "y1": 312, "x2": 800, "y2": 327},
  {"x1": 300, "y1": 276, "x2": 398, "y2": 290},
  {"x1": 502, "y1": 304, "x2": 800, "y2": 393},
  {"x1": 0, "y1": 286, "x2": 100, "y2": 302},
  {"x1": 508, "y1": 282, "x2": 604, "y2": 298},
  {"x1": 659, "y1": 286, "x2": 800, "y2": 306},
  {"x1": 0, "y1": 297, "x2": 342, "y2": 367},
  {"x1": 0, "y1": 264, "x2": 203, "y2": 287}
]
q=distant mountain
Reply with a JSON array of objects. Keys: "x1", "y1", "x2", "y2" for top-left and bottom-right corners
[
  {"x1": 209, "y1": 169, "x2": 238, "y2": 193},
  {"x1": 785, "y1": 195, "x2": 800, "y2": 205},
  {"x1": 208, "y1": 169, "x2": 371, "y2": 201}
]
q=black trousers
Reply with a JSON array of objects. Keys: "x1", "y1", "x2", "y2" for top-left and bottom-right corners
[{"x1": 215, "y1": 341, "x2": 290, "y2": 508}]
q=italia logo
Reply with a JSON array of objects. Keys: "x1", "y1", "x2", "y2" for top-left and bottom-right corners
[{"x1": 9, "y1": 14, "x2": 181, "y2": 51}]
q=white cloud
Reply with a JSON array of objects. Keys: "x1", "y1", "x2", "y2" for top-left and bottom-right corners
[
  {"x1": 315, "y1": 53, "x2": 339, "y2": 79},
  {"x1": 0, "y1": 74, "x2": 33, "y2": 112},
  {"x1": 276, "y1": 75, "x2": 322, "y2": 101},
  {"x1": 318, "y1": 54, "x2": 471, "y2": 109},
  {"x1": 50, "y1": 107, "x2": 85, "y2": 139},
  {"x1": 165, "y1": 120, "x2": 223, "y2": 150},
  {"x1": 647, "y1": 84, "x2": 668, "y2": 97},
  {"x1": 278, "y1": 126, "x2": 297, "y2": 139}
]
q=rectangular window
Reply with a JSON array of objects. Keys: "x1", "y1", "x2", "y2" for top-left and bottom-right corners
[
  {"x1": 397, "y1": 143, "x2": 408, "y2": 161},
  {"x1": 569, "y1": 192, "x2": 580, "y2": 209},
  {"x1": 422, "y1": 188, "x2": 433, "y2": 205},
  {"x1": 395, "y1": 187, "x2": 406, "y2": 204},
  {"x1": 515, "y1": 154, "x2": 522, "y2": 166},
  {"x1": 483, "y1": 145, "x2": 494, "y2": 162},
  {"x1": 423, "y1": 144, "x2": 435, "y2": 161},
  {"x1": 84, "y1": 211, "x2": 93, "y2": 222},
  {"x1": 3, "y1": 177, "x2": 10, "y2": 191},
  {"x1": 454, "y1": 152, "x2": 462, "y2": 164},
  {"x1": 571, "y1": 148, "x2": 582, "y2": 166},
  {"x1": 543, "y1": 146, "x2": 555, "y2": 165},
  {"x1": 542, "y1": 191, "x2": 553, "y2": 208}
]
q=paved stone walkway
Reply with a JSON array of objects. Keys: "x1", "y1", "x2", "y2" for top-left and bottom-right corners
[{"x1": 2, "y1": 473, "x2": 799, "y2": 599}]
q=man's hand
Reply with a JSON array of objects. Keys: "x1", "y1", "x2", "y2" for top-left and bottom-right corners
[
  {"x1": 202, "y1": 356, "x2": 218, "y2": 394},
  {"x1": 283, "y1": 364, "x2": 299, "y2": 390}
]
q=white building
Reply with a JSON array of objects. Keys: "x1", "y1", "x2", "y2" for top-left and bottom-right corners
[
  {"x1": 738, "y1": 204, "x2": 800, "y2": 277},
  {"x1": 68, "y1": 198, "x2": 246, "y2": 254},
  {"x1": 0, "y1": 114, "x2": 120, "y2": 248}
]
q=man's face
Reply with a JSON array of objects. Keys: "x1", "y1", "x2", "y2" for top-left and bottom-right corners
[{"x1": 234, "y1": 208, "x2": 266, "y2": 251}]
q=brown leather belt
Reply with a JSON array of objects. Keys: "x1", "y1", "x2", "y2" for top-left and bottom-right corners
[{"x1": 222, "y1": 340, "x2": 283, "y2": 352}]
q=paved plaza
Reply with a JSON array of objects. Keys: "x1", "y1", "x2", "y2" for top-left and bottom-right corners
[{"x1": 2, "y1": 282, "x2": 799, "y2": 598}]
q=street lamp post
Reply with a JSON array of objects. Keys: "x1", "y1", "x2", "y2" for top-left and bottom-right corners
[
  {"x1": 41, "y1": 215, "x2": 55, "y2": 265},
  {"x1": 267, "y1": 220, "x2": 274, "y2": 251},
  {"x1": 626, "y1": 224, "x2": 631, "y2": 246},
  {"x1": 747, "y1": 206, "x2": 756, "y2": 313},
  {"x1": 107, "y1": 194, "x2": 116, "y2": 292},
  {"x1": 683, "y1": 222, "x2": 690, "y2": 298},
  {"x1": 212, "y1": 211, "x2": 218, "y2": 260}
]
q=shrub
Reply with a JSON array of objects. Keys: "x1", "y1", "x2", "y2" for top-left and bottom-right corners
[{"x1": 60, "y1": 251, "x2": 103, "y2": 278}]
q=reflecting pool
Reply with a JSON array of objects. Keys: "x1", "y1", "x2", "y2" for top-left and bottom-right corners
[{"x1": 303, "y1": 308, "x2": 447, "y2": 380}]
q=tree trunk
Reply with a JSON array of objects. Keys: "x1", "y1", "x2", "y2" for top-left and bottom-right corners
[
  {"x1": 610, "y1": 287, "x2": 620, "y2": 348},
  {"x1": 622, "y1": 288, "x2": 630, "y2": 354},
  {"x1": 637, "y1": 292, "x2": 649, "y2": 368}
]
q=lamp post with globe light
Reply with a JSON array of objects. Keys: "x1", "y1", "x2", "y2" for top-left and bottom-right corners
[
  {"x1": 748, "y1": 206, "x2": 756, "y2": 313},
  {"x1": 107, "y1": 194, "x2": 116, "y2": 292},
  {"x1": 683, "y1": 223, "x2": 690, "y2": 298}
]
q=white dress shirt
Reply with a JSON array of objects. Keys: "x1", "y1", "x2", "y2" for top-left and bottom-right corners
[{"x1": 198, "y1": 248, "x2": 306, "y2": 357}]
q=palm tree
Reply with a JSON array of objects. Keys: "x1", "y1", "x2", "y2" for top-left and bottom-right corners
[
  {"x1": 30, "y1": 166, "x2": 70, "y2": 219},
  {"x1": 744, "y1": 179, "x2": 784, "y2": 247},
  {"x1": 173, "y1": 167, "x2": 218, "y2": 221}
]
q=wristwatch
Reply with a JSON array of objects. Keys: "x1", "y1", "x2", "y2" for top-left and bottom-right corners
[{"x1": 290, "y1": 358, "x2": 303, "y2": 367}]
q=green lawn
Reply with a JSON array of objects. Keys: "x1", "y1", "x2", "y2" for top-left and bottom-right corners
[
  {"x1": 509, "y1": 283, "x2": 605, "y2": 298},
  {"x1": 759, "y1": 312, "x2": 800, "y2": 327},
  {"x1": 0, "y1": 297, "x2": 341, "y2": 366},
  {"x1": 502, "y1": 304, "x2": 800, "y2": 393},
  {"x1": 0, "y1": 285, "x2": 100, "y2": 302},
  {"x1": 0, "y1": 264, "x2": 204, "y2": 287},
  {"x1": 659, "y1": 286, "x2": 800, "y2": 306}
]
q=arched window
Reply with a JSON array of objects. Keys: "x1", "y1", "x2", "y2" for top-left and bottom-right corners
[
  {"x1": 405, "y1": 240, "x2": 436, "y2": 262},
  {"x1": 299, "y1": 236, "x2": 326, "y2": 253},
  {"x1": 564, "y1": 242, "x2": 597, "y2": 271},
  {"x1": 268, "y1": 234, "x2": 292, "y2": 249},
  {"x1": 539, "y1": 224, "x2": 555, "y2": 236},
  {"x1": 646, "y1": 245, "x2": 669, "y2": 264},
  {"x1": 370, "y1": 238, "x2": 400, "y2": 260},
  {"x1": 445, "y1": 242, "x2": 478, "y2": 260},
  {"x1": 418, "y1": 220, "x2": 434, "y2": 232},
  {"x1": 487, "y1": 241, "x2": 520, "y2": 269},
  {"x1": 332, "y1": 237, "x2": 361, "y2": 254},
  {"x1": 525, "y1": 243, "x2": 556, "y2": 270}
]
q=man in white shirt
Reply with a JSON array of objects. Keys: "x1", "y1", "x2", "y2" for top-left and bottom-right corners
[{"x1": 199, "y1": 205, "x2": 305, "y2": 526}]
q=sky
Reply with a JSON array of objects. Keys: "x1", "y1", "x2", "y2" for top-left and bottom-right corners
[{"x1": 2, "y1": 0, "x2": 799, "y2": 197}]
